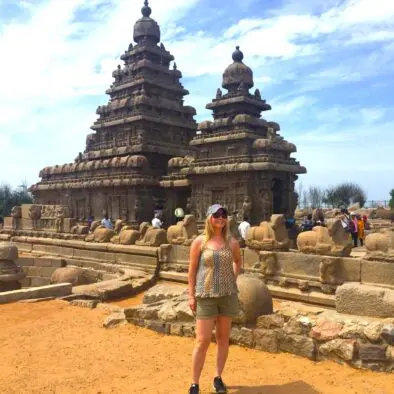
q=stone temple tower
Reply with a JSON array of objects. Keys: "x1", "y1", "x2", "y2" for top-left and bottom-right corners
[
  {"x1": 31, "y1": 1, "x2": 197, "y2": 223},
  {"x1": 181, "y1": 46, "x2": 306, "y2": 223}
]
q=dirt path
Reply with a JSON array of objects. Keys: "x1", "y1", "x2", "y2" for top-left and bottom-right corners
[{"x1": 0, "y1": 301, "x2": 392, "y2": 394}]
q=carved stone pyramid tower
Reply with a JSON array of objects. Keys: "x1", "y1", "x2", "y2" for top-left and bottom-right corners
[
  {"x1": 163, "y1": 46, "x2": 306, "y2": 223},
  {"x1": 31, "y1": 1, "x2": 197, "y2": 223}
]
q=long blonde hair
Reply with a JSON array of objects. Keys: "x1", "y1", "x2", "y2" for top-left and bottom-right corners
[{"x1": 202, "y1": 214, "x2": 232, "y2": 247}]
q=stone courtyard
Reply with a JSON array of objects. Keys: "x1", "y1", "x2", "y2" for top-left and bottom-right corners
[{"x1": 0, "y1": 296, "x2": 393, "y2": 394}]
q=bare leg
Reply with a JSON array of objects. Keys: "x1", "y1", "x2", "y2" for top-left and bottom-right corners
[
  {"x1": 215, "y1": 315, "x2": 232, "y2": 377},
  {"x1": 192, "y1": 318, "x2": 215, "y2": 384}
]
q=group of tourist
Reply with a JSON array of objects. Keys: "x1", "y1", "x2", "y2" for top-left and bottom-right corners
[
  {"x1": 338, "y1": 208, "x2": 370, "y2": 247},
  {"x1": 300, "y1": 208, "x2": 370, "y2": 248},
  {"x1": 96, "y1": 212, "x2": 164, "y2": 231}
]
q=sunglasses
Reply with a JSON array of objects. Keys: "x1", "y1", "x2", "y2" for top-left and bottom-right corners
[{"x1": 212, "y1": 210, "x2": 228, "y2": 219}]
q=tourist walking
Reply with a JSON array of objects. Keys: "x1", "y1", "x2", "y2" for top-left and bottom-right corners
[
  {"x1": 238, "y1": 216, "x2": 250, "y2": 240},
  {"x1": 101, "y1": 214, "x2": 113, "y2": 229},
  {"x1": 188, "y1": 204, "x2": 241, "y2": 394},
  {"x1": 151, "y1": 212, "x2": 163, "y2": 229},
  {"x1": 350, "y1": 212, "x2": 359, "y2": 247},
  {"x1": 357, "y1": 214, "x2": 365, "y2": 247}
]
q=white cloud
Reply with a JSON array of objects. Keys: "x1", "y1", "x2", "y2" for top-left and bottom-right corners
[{"x1": 0, "y1": 0, "x2": 393, "y2": 197}]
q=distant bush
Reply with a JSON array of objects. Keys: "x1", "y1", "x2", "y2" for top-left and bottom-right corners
[
  {"x1": 323, "y1": 182, "x2": 367, "y2": 208},
  {"x1": 0, "y1": 183, "x2": 33, "y2": 218}
]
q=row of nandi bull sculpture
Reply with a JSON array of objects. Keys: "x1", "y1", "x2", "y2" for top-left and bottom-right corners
[
  {"x1": 83, "y1": 214, "x2": 239, "y2": 247},
  {"x1": 245, "y1": 214, "x2": 353, "y2": 257},
  {"x1": 85, "y1": 220, "x2": 167, "y2": 246}
]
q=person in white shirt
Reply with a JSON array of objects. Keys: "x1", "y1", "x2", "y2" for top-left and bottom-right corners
[
  {"x1": 238, "y1": 216, "x2": 250, "y2": 240},
  {"x1": 101, "y1": 214, "x2": 113, "y2": 229},
  {"x1": 151, "y1": 213, "x2": 163, "y2": 229}
]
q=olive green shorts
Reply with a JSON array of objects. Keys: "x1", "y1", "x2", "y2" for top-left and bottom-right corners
[{"x1": 196, "y1": 293, "x2": 239, "y2": 319}]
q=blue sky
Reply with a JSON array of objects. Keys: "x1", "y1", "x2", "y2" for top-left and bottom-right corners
[{"x1": 0, "y1": 0, "x2": 393, "y2": 201}]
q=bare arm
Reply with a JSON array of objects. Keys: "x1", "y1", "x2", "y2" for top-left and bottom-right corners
[
  {"x1": 188, "y1": 236, "x2": 202, "y2": 311},
  {"x1": 231, "y1": 237, "x2": 242, "y2": 279}
]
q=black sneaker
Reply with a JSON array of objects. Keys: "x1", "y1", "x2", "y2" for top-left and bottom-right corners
[
  {"x1": 212, "y1": 376, "x2": 227, "y2": 393},
  {"x1": 189, "y1": 383, "x2": 200, "y2": 394}
]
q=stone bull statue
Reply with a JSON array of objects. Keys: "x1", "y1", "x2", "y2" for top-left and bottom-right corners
[
  {"x1": 246, "y1": 214, "x2": 289, "y2": 251},
  {"x1": 297, "y1": 218, "x2": 352, "y2": 257},
  {"x1": 167, "y1": 215, "x2": 198, "y2": 246}
]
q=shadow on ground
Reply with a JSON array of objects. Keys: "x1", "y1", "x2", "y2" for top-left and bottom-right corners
[{"x1": 228, "y1": 380, "x2": 320, "y2": 394}]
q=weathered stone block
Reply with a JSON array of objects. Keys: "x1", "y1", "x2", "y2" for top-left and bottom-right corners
[
  {"x1": 364, "y1": 322, "x2": 384, "y2": 342},
  {"x1": 339, "y1": 324, "x2": 365, "y2": 339},
  {"x1": 243, "y1": 247, "x2": 260, "y2": 269},
  {"x1": 70, "y1": 299, "x2": 98, "y2": 309},
  {"x1": 0, "y1": 243, "x2": 18, "y2": 261},
  {"x1": 34, "y1": 258, "x2": 65, "y2": 268},
  {"x1": 359, "y1": 344, "x2": 388, "y2": 361},
  {"x1": 230, "y1": 327, "x2": 254, "y2": 347},
  {"x1": 170, "y1": 323, "x2": 184, "y2": 336},
  {"x1": 145, "y1": 320, "x2": 170, "y2": 334},
  {"x1": 310, "y1": 320, "x2": 343, "y2": 341},
  {"x1": 0, "y1": 283, "x2": 72, "y2": 303},
  {"x1": 283, "y1": 317, "x2": 312, "y2": 335},
  {"x1": 15, "y1": 257, "x2": 34, "y2": 267},
  {"x1": 256, "y1": 314, "x2": 285, "y2": 329},
  {"x1": 319, "y1": 339, "x2": 356, "y2": 361},
  {"x1": 143, "y1": 284, "x2": 187, "y2": 304},
  {"x1": 381, "y1": 325, "x2": 394, "y2": 345},
  {"x1": 103, "y1": 312, "x2": 127, "y2": 329},
  {"x1": 157, "y1": 303, "x2": 177, "y2": 322},
  {"x1": 254, "y1": 329, "x2": 279, "y2": 352},
  {"x1": 275, "y1": 251, "x2": 320, "y2": 280},
  {"x1": 96, "y1": 303, "x2": 122, "y2": 314},
  {"x1": 361, "y1": 260, "x2": 394, "y2": 289},
  {"x1": 174, "y1": 301, "x2": 195, "y2": 322},
  {"x1": 386, "y1": 345, "x2": 394, "y2": 361},
  {"x1": 336, "y1": 283, "x2": 394, "y2": 318},
  {"x1": 278, "y1": 332, "x2": 316, "y2": 360},
  {"x1": 182, "y1": 323, "x2": 195, "y2": 338},
  {"x1": 30, "y1": 277, "x2": 51, "y2": 287}
]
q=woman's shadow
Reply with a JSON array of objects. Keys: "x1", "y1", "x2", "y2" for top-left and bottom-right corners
[{"x1": 228, "y1": 380, "x2": 320, "y2": 394}]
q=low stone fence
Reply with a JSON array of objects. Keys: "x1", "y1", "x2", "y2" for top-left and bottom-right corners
[
  {"x1": 9, "y1": 236, "x2": 159, "y2": 275},
  {"x1": 124, "y1": 297, "x2": 394, "y2": 373}
]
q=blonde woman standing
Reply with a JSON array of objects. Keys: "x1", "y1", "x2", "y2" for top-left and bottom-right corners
[{"x1": 188, "y1": 204, "x2": 242, "y2": 394}]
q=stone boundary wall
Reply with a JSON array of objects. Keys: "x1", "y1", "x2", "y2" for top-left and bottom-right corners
[
  {"x1": 9, "y1": 236, "x2": 159, "y2": 275},
  {"x1": 125, "y1": 307, "x2": 394, "y2": 373}
]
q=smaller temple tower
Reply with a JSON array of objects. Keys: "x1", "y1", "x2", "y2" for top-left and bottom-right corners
[{"x1": 185, "y1": 46, "x2": 306, "y2": 223}]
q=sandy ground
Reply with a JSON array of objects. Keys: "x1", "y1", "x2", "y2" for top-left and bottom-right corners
[{"x1": 0, "y1": 300, "x2": 393, "y2": 394}]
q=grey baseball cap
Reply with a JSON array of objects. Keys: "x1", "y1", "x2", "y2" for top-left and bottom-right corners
[{"x1": 206, "y1": 204, "x2": 227, "y2": 216}]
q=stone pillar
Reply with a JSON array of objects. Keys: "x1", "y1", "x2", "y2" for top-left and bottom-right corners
[{"x1": 0, "y1": 243, "x2": 25, "y2": 292}]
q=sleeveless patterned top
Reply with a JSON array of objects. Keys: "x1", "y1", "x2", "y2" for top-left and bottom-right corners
[{"x1": 195, "y1": 240, "x2": 238, "y2": 298}]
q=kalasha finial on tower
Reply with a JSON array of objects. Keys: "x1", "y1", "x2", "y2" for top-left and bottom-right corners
[
  {"x1": 142, "y1": 0, "x2": 152, "y2": 17},
  {"x1": 232, "y1": 46, "x2": 244, "y2": 62}
]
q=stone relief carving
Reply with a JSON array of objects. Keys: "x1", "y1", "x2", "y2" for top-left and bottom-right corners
[
  {"x1": 241, "y1": 195, "x2": 252, "y2": 219},
  {"x1": 28, "y1": 205, "x2": 42, "y2": 220}
]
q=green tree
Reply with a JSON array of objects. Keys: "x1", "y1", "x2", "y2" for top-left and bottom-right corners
[
  {"x1": 389, "y1": 189, "x2": 394, "y2": 210},
  {"x1": 323, "y1": 182, "x2": 367, "y2": 208},
  {"x1": 0, "y1": 182, "x2": 33, "y2": 218}
]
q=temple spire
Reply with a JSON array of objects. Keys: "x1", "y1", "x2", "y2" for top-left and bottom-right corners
[
  {"x1": 232, "y1": 46, "x2": 244, "y2": 62},
  {"x1": 142, "y1": 0, "x2": 152, "y2": 17}
]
